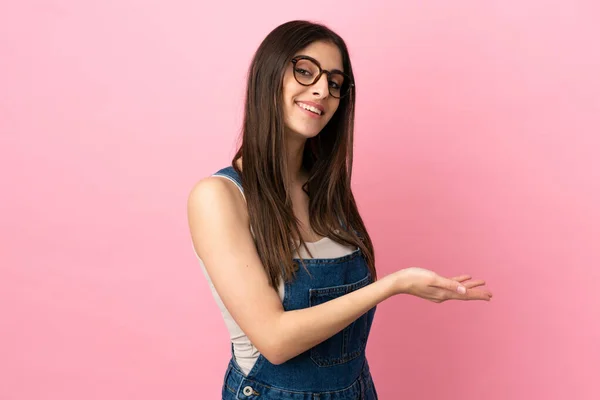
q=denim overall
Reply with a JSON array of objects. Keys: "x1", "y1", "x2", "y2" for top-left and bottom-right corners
[{"x1": 213, "y1": 166, "x2": 378, "y2": 400}]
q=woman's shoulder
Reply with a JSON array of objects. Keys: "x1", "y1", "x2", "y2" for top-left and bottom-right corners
[{"x1": 187, "y1": 167, "x2": 247, "y2": 224}]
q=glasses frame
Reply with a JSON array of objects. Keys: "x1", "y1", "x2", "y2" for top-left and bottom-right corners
[{"x1": 291, "y1": 55, "x2": 354, "y2": 99}]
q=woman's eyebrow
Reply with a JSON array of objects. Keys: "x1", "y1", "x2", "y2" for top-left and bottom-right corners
[
  {"x1": 324, "y1": 62, "x2": 344, "y2": 73},
  {"x1": 319, "y1": 62, "x2": 344, "y2": 73}
]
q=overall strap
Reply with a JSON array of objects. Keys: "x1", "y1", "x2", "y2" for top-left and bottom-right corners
[{"x1": 212, "y1": 166, "x2": 244, "y2": 199}]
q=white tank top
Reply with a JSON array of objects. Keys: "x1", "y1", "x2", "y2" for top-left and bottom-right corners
[{"x1": 194, "y1": 176, "x2": 356, "y2": 375}]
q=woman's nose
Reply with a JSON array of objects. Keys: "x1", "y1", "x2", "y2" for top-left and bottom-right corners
[{"x1": 312, "y1": 73, "x2": 329, "y2": 98}]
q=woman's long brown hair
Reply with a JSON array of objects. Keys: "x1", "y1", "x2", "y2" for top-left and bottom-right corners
[{"x1": 232, "y1": 20, "x2": 376, "y2": 288}]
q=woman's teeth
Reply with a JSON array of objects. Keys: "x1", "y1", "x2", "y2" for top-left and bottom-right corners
[{"x1": 297, "y1": 102, "x2": 322, "y2": 115}]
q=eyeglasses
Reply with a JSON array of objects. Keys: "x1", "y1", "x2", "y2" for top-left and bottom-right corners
[{"x1": 291, "y1": 55, "x2": 354, "y2": 99}]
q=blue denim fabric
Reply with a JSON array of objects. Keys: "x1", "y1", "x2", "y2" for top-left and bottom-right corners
[{"x1": 214, "y1": 166, "x2": 378, "y2": 399}]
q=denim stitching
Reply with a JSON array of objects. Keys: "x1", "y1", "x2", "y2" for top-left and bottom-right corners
[
  {"x1": 235, "y1": 375, "x2": 361, "y2": 396},
  {"x1": 292, "y1": 248, "x2": 361, "y2": 265},
  {"x1": 227, "y1": 359, "x2": 370, "y2": 397},
  {"x1": 225, "y1": 384, "x2": 236, "y2": 395}
]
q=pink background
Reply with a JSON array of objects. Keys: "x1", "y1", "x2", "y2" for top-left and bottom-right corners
[{"x1": 2, "y1": 1, "x2": 599, "y2": 399}]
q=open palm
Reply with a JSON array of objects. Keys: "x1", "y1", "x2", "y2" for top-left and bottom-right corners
[{"x1": 396, "y1": 267, "x2": 493, "y2": 303}]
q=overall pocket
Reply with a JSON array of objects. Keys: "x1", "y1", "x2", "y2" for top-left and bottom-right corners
[{"x1": 308, "y1": 274, "x2": 371, "y2": 367}]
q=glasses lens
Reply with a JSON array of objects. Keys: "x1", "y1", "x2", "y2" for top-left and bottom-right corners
[
  {"x1": 293, "y1": 58, "x2": 319, "y2": 85},
  {"x1": 328, "y1": 72, "x2": 347, "y2": 98}
]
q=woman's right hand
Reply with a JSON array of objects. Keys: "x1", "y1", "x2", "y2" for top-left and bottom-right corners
[{"x1": 391, "y1": 267, "x2": 493, "y2": 303}]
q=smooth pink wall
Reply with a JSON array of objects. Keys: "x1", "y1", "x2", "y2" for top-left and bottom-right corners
[{"x1": 1, "y1": 1, "x2": 599, "y2": 399}]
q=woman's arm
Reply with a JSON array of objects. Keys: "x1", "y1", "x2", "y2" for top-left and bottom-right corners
[{"x1": 187, "y1": 177, "x2": 491, "y2": 365}]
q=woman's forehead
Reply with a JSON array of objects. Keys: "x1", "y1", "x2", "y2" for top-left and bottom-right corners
[{"x1": 297, "y1": 41, "x2": 343, "y2": 71}]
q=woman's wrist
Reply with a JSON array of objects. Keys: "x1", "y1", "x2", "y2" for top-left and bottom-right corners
[{"x1": 378, "y1": 271, "x2": 408, "y2": 298}]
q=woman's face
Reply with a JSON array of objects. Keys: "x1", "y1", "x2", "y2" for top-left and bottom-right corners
[{"x1": 282, "y1": 40, "x2": 344, "y2": 140}]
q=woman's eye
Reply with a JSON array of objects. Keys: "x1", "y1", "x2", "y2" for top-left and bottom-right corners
[
  {"x1": 296, "y1": 68, "x2": 310, "y2": 76},
  {"x1": 329, "y1": 81, "x2": 340, "y2": 89}
]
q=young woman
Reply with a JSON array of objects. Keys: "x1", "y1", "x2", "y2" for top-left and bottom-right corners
[{"x1": 187, "y1": 20, "x2": 493, "y2": 400}]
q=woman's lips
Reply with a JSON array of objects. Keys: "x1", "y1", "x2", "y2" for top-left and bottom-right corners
[{"x1": 296, "y1": 101, "x2": 324, "y2": 118}]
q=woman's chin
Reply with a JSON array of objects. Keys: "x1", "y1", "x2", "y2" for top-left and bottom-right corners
[{"x1": 287, "y1": 127, "x2": 322, "y2": 140}]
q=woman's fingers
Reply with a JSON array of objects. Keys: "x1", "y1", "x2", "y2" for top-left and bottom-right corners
[
  {"x1": 451, "y1": 276, "x2": 487, "y2": 287},
  {"x1": 449, "y1": 276, "x2": 491, "y2": 294},
  {"x1": 427, "y1": 272, "x2": 493, "y2": 302},
  {"x1": 463, "y1": 279, "x2": 486, "y2": 289},
  {"x1": 432, "y1": 276, "x2": 467, "y2": 295},
  {"x1": 458, "y1": 287, "x2": 493, "y2": 301},
  {"x1": 451, "y1": 274, "x2": 472, "y2": 283},
  {"x1": 438, "y1": 275, "x2": 493, "y2": 301},
  {"x1": 468, "y1": 288, "x2": 493, "y2": 300}
]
